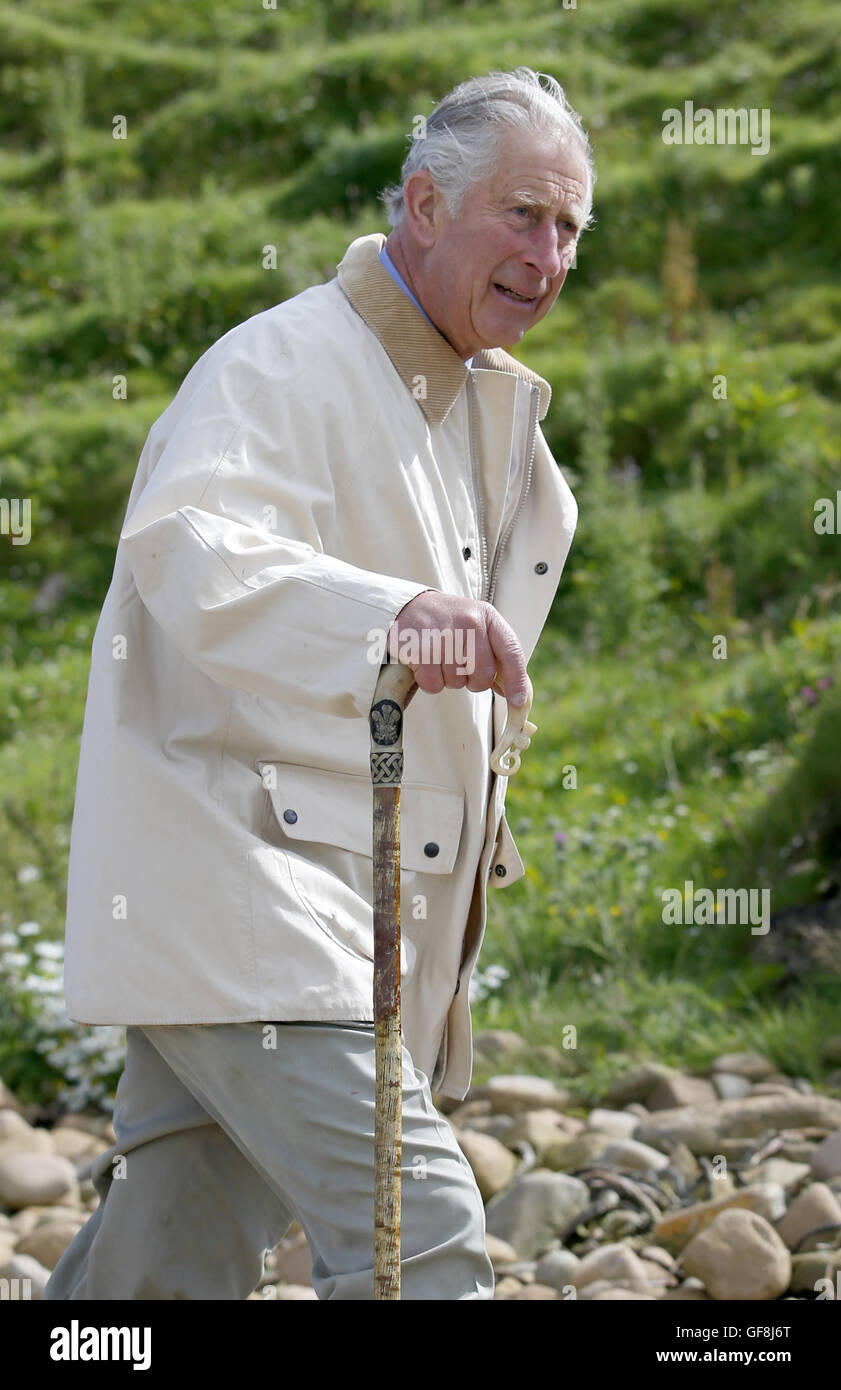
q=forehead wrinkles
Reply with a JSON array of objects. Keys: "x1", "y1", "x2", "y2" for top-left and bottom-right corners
[
  {"x1": 504, "y1": 174, "x2": 585, "y2": 207},
  {"x1": 494, "y1": 144, "x2": 588, "y2": 211}
]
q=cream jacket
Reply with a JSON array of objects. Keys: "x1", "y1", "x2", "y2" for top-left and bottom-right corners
[{"x1": 61, "y1": 231, "x2": 578, "y2": 1099}]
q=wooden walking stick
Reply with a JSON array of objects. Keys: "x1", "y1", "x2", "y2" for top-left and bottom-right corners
[
  {"x1": 369, "y1": 653, "x2": 416, "y2": 1300},
  {"x1": 369, "y1": 657, "x2": 536, "y2": 1300}
]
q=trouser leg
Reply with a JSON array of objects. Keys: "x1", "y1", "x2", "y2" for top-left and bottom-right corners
[
  {"x1": 140, "y1": 1020, "x2": 494, "y2": 1301},
  {"x1": 43, "y1": 1025, "x2": 294, "y2": 1300},
  {"x1": 45, "y1": 1019, "x2": 494, "y2": 1301}
]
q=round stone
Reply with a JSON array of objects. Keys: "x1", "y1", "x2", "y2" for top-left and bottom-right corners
[{"x1": 0, "y1": 1153, "x2": 79, "y2": 1210}]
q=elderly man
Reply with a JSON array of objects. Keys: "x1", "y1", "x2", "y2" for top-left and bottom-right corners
[{"x1": 44, "y1": 66, "x2": 592, "y2": 1301}]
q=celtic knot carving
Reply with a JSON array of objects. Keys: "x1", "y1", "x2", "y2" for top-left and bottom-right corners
[{"x1": 371, "y1": 751, "x2": 404, "y2": 785}]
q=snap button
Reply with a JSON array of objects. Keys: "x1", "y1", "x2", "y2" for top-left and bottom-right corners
[
  {"x1": 494, "y1": 863, "x2": 507, "y2": 877},
  {"x1": 424, "y1": 842, "x2": 440, "y2": 858},
  {"x1": 462, "y1": 546, "x2": 472, "y2": 560},
  {"x1": 535, "y1": 561, "x2": 548, "y2": 574},
  {"x1": 283, "y1": 809, "x2": 298, "y2": 824}
]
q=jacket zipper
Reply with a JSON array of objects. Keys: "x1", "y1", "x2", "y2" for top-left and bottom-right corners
[
  {"x1": 487, "y1": 383, "x2": 540, "y2": 607},
  {"x1": 466, "y1": 373, "x2": 489, "y2": 602}
]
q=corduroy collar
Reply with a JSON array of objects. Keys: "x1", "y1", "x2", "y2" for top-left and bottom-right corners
[{"x1": 336, "y1": 232, "x2": 552, "y2": 427}]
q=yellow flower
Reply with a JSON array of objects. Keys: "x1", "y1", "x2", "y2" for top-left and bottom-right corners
[
  {"x1": 713, "y1": 867, "x2": 725, "y2": 878},
  {"x1": 612, "y1": 792, "x2": 627, "y2": 805},
  {"x1": 547, "y1": 904, "x2": 559, "y2": 917},
  {"x1": 657, "y1": 830, "x2": 669, "y2": 841},
  {"x1": 610, "y1": 905, "x2": 621, "y2": 916},
  {"x1": 586, "y1": 905, "x2": 596, "y2": 915}
]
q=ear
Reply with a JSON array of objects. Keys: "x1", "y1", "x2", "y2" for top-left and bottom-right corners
[{"x1": 401, "y1": 169, "x2": 445, "y2": 249}]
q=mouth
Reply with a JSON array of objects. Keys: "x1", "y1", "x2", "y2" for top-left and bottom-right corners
[{"x1": 494, "y1": 282, "x2": 539, "y2": 306}]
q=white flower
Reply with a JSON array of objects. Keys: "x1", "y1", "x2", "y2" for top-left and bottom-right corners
[
  {"x1": 39, "y1": 997, "x2": 67, "y2": 1020},
  {"x1": 34, "y1": 957, "x2": 62, "y2": 974},
  {"x1": 743, "y1": 748, "x2": 770, "y2": 764},
  {"x1": 23, "y1": 974, "x2": 54, "y2": 992},
  {"x1": 0, "y1": 932, "x2": 19, "y2": 948},
  {"x1": 2, "y1": 951, "x2": 28, "y2": 969},
  {"x1": 33, "y1": 940, "x2": 64, "y2": 959},
  {"x1": 18, "y1": 920, "x2": 41, "y2": 935},
  {"x1": 484, "y1": 964, "x2": 509, "y2": 981},
  {"x1": 16, "y1": 867, "x2": 41, "y2": 885}
]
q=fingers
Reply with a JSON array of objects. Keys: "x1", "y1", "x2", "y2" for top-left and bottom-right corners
[{"x1": 384, "y1": 592, "x2": 528, "y2": 703}]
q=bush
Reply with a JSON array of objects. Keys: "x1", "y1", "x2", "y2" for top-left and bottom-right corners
[{"x1": 0, "y1": 918, "x2": 124, "y2": 1114}]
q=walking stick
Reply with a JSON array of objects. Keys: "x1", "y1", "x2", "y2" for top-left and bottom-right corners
[{"x1": 369, "y1": 658, "x2": 536, "y2": 1300}]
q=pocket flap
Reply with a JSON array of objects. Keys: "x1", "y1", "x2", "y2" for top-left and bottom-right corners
[{"x1": 258, "y1": 761, "x2": 465, "y2": 874}]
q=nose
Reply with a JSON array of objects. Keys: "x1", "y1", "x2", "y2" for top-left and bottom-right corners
[{"x1": 524, "y1": 221, "x2": 565, "y2": 282}]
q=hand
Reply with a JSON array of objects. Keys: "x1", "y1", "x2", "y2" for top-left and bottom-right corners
[{"x1": 386, "y1": 591, "x2": 529, "y2": 710}]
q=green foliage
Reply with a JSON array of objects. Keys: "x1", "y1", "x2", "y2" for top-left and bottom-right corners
[{"x1": 562, "y1": 362, "x2": 665, "y2": 653}]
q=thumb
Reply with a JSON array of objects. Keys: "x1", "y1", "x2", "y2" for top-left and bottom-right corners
[
  {"x1": 492, "y1": 669, "x2": 528, "y2": 706},
  {"x1": 486, "y1": 607, "x2": 529, "y2": 705}
]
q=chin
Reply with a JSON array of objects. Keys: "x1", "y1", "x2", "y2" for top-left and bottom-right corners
[
  {"x1": 498, "y1": 324, "x2": 528, "y2": 346},
  {"x1": 482, "y1": 318, "x2": 528, "y2": 348}
]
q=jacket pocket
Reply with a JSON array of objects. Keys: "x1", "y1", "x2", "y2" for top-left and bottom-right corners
[{"x1": 256, "y1": 760, "x2": 465, "y2": 963}]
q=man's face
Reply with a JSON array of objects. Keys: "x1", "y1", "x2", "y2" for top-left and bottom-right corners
[{"x1": 410, "y1": 125, "x2": 589, "y2": 359}]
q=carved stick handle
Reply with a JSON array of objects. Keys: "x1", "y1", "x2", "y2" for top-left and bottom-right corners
[{"x1": 489, "y1": 672, "x2": 537, "y2": 776}]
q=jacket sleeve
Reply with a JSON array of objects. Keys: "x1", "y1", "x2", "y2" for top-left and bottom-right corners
[{"x1": 119, "y1": 318, "x2": 435, "y2": 721}]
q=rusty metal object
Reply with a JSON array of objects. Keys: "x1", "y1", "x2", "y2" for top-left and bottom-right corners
[
  {"x1": 564, "y1": 1167, "x2": 666, "y2": 1231},
  {"x1": 791, "y1": 1223, "x2": 841, "y2": 1254}
]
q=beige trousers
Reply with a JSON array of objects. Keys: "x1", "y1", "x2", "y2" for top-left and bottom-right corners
[{"x1": 42, "y1": 1022, "x2": 494, "y2": 1301}]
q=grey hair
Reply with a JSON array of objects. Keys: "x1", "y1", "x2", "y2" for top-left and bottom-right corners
[{"x1": 379, "y1": 67, "x2": 596, "y2": 233}]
